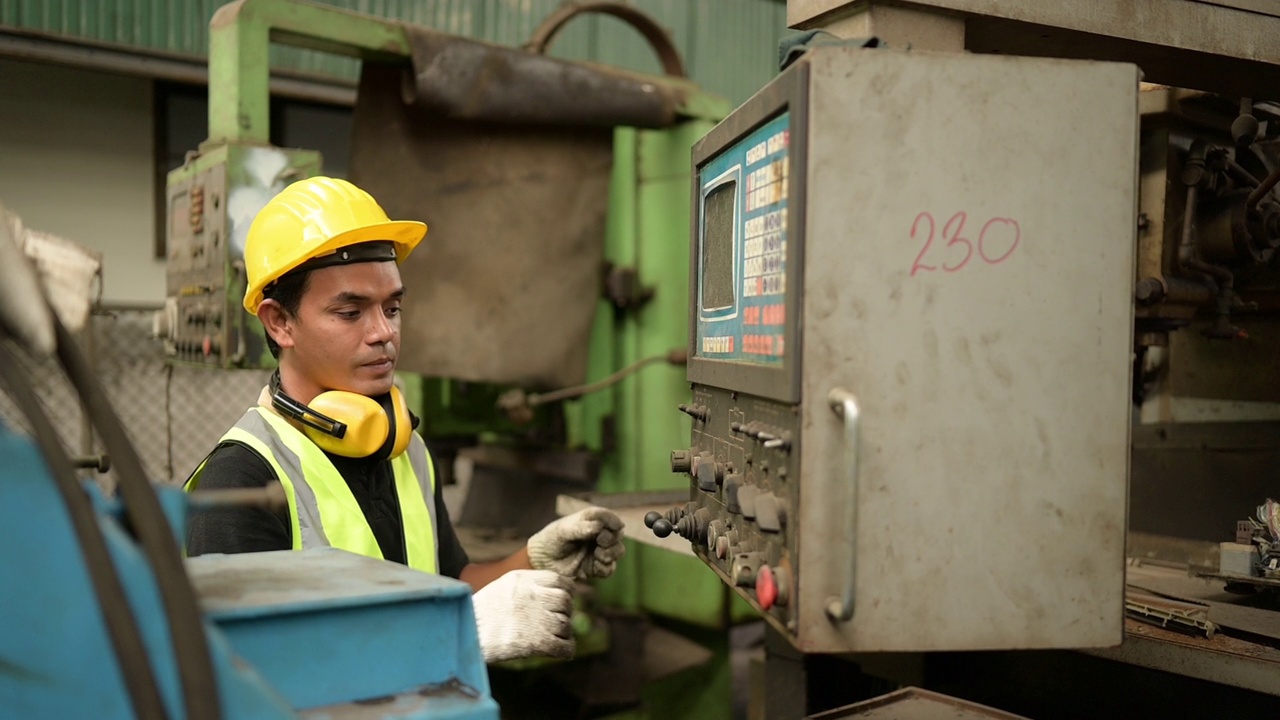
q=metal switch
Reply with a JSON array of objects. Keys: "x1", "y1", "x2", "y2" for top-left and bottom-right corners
[
  {"x1": 724, "y1": 474, "x2": 743, "y2": 513},
  {"x1": 737, "y1": 485, "x2": 759, "y2": 519},
  {"x1": 695, "y1": 457, "x2": 719, "y2": 492},
  {"x1": 755, "y1": 493, "x2": 783, "y2": 532},
  {"x1": 670, "y1": 449, "x2": 693, "y2": 475}
]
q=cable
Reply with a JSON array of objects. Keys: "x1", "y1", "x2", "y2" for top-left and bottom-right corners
[
  {"x1": 530, "y1": 353, "x2": 670, "y2": 405},
  {"x1": 53, "y1": 319, "x2": 221, "y2": 720},
  {"x1": 0, "y1": 340, "x2": 169, "y2": 720},
  {"x1": 495, "y1": 349, "x2": 688, "y2": 423},
  {"x1": 165, "y1": 364, "x2": 174, "y2": 481}
]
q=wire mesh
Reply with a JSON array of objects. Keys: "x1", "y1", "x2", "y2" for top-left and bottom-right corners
[{"x1": 0, "y1": 306, "x2": 270, "y2": 491}]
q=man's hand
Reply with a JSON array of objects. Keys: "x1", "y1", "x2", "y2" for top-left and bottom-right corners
[
  {"x1": 527, "y1": 507, "x2": 626, "y2": 580},
  {"x1": 472, "y1": 569, "x2": 574, "y2": 664}
]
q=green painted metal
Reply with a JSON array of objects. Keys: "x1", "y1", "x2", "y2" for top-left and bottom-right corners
[
  {"x1": 203, "y1": 0, "x2": 732, "y2": 144},
  {"x1": 581, "y1": 117, "x2": 759, "y2": 630},
  {"x1": 0, "y1": 0, "x2": 789, "y2": 107},
  {"x1": 206, "y1": 0, "x2": 408, "y2": 144}
]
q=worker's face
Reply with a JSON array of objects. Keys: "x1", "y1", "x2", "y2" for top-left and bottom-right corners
[{"x1": 278, "y1": 261, "x2": 404, "y2": 398}]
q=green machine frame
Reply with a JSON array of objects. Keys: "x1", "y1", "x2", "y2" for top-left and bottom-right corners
[{"x1": 164, "y1": 1, "x2": 754, "y2": 717}]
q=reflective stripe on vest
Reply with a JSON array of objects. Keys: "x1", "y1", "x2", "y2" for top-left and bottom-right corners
[{"x1": 186, "y1": 407, "x2": 438, "y2": 574}]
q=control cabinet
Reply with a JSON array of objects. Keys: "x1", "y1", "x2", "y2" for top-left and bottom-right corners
[
  {"x1": 657, "y1": 47, "x2": 1140, "y2": 653},
  {"x1": 160, "y1": 144, "x2": 321, "y2": 368}
]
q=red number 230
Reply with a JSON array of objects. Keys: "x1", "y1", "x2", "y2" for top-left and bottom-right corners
[{"x1": 910, "y1": 212, "x2": 1020, "y2": 277}]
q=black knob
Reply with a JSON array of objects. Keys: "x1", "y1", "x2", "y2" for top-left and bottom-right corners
[
  {"x1": 652, "y1": 518, "x2": 674, "y2": 538},
  {"x1": 644, "y1": 511, "x2": 662, "y2": 529}
]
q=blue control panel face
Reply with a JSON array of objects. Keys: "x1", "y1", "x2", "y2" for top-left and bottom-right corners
[{"x1": 695, "y1": 112, "x2": 790, "y2": 367}]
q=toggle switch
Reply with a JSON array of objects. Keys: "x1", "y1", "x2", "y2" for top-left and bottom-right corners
[
  {"x1": 696, "y1": 458, "x2": 722, "y2": 492},
  {"x1": 724, "y1": 474, "x2": 743, "y2": 513},
  {"x1": 677, "y1": 403, "x2": 709, "y2": 422},
  {"x1": 737, "y1": 485, "x2": 760, "y2": 519},
  {"x1": 763, "y1": 433, "x2": 791, "y2": 452},
  {"x1": 755, "y1": 493, "x2": 784, "y2": 533}
]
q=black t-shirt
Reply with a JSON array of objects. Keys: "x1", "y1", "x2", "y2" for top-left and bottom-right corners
[{"x1": 185, "y1": 441, "x2": 470, "y2": 579}]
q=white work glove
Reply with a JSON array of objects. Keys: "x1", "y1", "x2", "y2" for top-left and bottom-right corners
[
  {"x1": 472, "y1": 569, "x2": 575, "y2": 664},
  {"x1": 527, "y1": 507, "x2": 626, "y2": 580}
]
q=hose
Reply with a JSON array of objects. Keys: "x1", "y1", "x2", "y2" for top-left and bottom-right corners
[
  {"x1": 0, "y1": 340, "x2": 169, "y2": 720},
  {"x1": 52, "y1": 319, "x2": 221, "y2": 720}
]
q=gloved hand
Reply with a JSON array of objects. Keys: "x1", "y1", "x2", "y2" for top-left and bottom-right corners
[
  {"x1": 527, "y1": 507, "x2": 626, "y2": 580},
  {"x1": 472, "y1": 569, "x2": 574, "y2": 664}
]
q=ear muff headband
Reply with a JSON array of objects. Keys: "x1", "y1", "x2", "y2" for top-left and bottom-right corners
[
  {"x1": 386, "y1": 385, "x2": 412, "y2": 459},
  {"x1": 271, "y1": 382, "x2": 349, "y2": 438},
  {"x1": 269, "y1": 372, "x2": 410, "y2": 460}
]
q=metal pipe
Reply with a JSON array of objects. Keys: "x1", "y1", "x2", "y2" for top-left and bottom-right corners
[
  {"x1": 1162, "y1": 277, "x2": 1215, "y2": 305},
  {"x1": 1226, "y1": 159, "x2": 1260, "y2": 188},
  {"x1": 1247, "y1": 165, "x2": 1280, "y2": 213},
  {"x1": 71, "y1": 455, "x2": 111, "y2": 473},
  {"x1": 523, "y1": 1, "x2": 687, "y2": 78},
  {"x1": 1179, "y1": 184, "x2": 1200, "y2": 266}
]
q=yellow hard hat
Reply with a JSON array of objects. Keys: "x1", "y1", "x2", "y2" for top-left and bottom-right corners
[{"x1": 242, "y1": 177, "x2": 426, "y2": 314}]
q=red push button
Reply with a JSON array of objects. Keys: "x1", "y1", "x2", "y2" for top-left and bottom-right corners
[{"x1": 756, "y1": 565, "x2": 777, "y2": 610}]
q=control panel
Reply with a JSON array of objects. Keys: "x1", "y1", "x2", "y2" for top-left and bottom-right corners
[
  {"x1": 654, "y1": 47, "x2": 1140, "y2": 653},
  {"x1": 650, "y1": 387, "x2": 801, "y2": 628},
  {"x1": 159, "y1": 144, "x2": 320, "y2": 368}
]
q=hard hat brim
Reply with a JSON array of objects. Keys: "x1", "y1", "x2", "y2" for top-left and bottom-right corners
[{"x1": 243, "y1": 219, "x2": 427, "y2": 315}]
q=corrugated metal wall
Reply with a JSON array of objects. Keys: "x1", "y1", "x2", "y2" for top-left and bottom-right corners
[{"x1": 0, "y1": 0, "x2": 789, "y2": 104}]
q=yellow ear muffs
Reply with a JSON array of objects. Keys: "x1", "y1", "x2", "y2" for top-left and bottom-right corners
[
  {"x1": 303, "y1": 391, "x2": 391, "y2": 459},
  {"x1": 269, "y1": 372, "x2": 412, "y2": 460}
]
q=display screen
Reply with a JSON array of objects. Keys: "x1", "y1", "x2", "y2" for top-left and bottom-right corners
[
  {"x1": 695, "y1": 112, "x2": 790, "y2": 367},
  {"x1": 701, "y1": 181, "x2": 737, "y2": 311}
]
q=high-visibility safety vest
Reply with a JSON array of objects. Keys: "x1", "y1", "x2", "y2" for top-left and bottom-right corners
[{"x1": 185, "y1": 407, "x2": 438, "y2": 574}]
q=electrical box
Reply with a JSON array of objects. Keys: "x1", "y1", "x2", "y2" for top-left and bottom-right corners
[
  {"x1": 664, "y1": 47, "x2": 1139, "y2": 652},
  {"x1": 161, "y1": 144, "x2": 321, "y2": 368}
]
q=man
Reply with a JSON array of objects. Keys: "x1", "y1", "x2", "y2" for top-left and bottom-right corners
[{"x1": 185, "y1": 176, "x2": 625, "y2": 664}]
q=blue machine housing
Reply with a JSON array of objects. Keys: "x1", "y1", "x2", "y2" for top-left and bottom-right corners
[{"x1": 0, "y1": 422, "x2": 498, "y2": 720}]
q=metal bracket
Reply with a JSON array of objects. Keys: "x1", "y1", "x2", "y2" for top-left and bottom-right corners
[{"x1": 603, "y1": 264, "x2": 655, "y2": 312}]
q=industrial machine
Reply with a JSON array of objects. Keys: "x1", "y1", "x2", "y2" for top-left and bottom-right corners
[
  {"x1": 652, "y1": 45, "x2": 1138, "y2": 653},
  {"x1": 0, "y1": 219, "x2": 497, "y2": 719},
  {"x1": 643, "y1": 1, "x2": 1280, "y2": 717}
]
